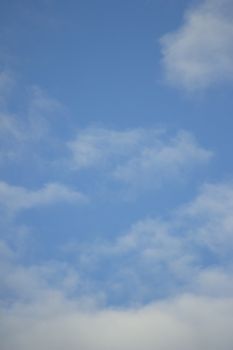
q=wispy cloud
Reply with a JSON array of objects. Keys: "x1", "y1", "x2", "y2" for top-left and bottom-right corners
[
  {"x1": 0, "y1": 182, "x2": 87, "y2": 214},
  {"x1": 68, "y1": 127, "x2": 212, "y2": 190},
  {"x1": 27, "y1": 86, "x2": 64, "y2": 137},
  {"x1": 160, "y1": 0, "x2": 233, "y2": 90},
  {"x1": 67, "y1": 127, "x2": 146, "y2": 170},
  {"x1": 0, "y1": 82, "x2": 67, "y2": 168},
  {"x1": 65, "y1": 181, "x2": 233, "y2": 303},
  {"x1": 113, "y1": 131, "x2": 211, "y2": 186}
]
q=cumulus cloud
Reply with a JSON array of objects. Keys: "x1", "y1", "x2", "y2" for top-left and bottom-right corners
[
  {"x1": 160, "y1": 0, "x2": 233, "y2": 89},
  {"x1": 0, "y1": 181, "x2": 87, "y2": 214},
  {"x1": 68, "y1": 128, "x2": 212, "y2": 189}
]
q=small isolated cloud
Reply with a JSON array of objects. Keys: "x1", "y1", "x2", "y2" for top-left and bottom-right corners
[
  {"x1": 68, "y1": 127, "x2": 212, "y2": 190},
  {"x1": 160, "y1": 0, "x2": 233, "y2": 90},
  {"x1": 0, "y1": 182, "x2": 87, "y2": 214}
]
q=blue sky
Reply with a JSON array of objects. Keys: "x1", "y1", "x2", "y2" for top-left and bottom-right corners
[{"x1": 1, "y1": 0, "x2": 233, "y2": 349}]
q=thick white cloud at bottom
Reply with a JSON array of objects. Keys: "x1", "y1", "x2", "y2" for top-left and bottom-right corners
[{"x1": 1, "y1": 294, "x2": 233, "y2": 350}]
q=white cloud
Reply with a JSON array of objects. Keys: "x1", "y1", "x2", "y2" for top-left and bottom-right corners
[
  {"x1": 0, "y1": 181, "x2": 87, "y2": 214},
  {"x1": 160, "y1": 0, "x2": 233, "y2": 89},
  {"x1": 68, "y1": 128, "x2": 212, "y2": 189},
  {"x1": 0, "y1": 261, "x2": 79, "y2": 303},
  {"x1": 0, "y1": 294, "x2": 233, "y2": 350}
]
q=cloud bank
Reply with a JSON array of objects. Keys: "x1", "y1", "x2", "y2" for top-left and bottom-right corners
[{"x1": 1, "y1": 294, "x2": 233, "y2": 350}]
